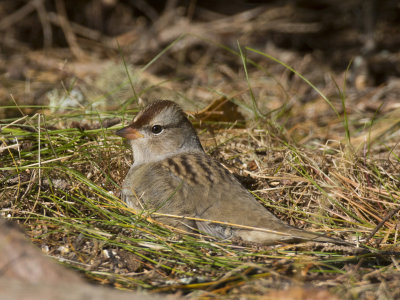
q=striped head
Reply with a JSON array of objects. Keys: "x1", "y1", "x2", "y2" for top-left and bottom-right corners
[{"x1": 116, "y1": 100, "x2": 204, "y2": 166}]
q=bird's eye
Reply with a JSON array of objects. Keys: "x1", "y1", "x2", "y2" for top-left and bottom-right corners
[{"x1": 151, "y1": 125, "x2": 163, "y2": 134}]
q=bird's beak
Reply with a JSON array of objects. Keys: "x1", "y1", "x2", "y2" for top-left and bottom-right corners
[{"x1": 116, "y1": 126, "x2": 144, "y2": 140}]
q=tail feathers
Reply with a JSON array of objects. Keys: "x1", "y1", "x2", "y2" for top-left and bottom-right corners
[
  {"x1": 236, "y1": 226, "x2": 353, "y2": 246},
  {"x1": 195, "y1": 219, "x2": 353, "y2": 246},
  {"x1": 287, "y1": 227, "x2": 352, "y2": 246}
]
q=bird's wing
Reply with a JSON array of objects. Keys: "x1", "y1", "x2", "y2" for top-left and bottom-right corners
[{"x1": 171, "y1": 154, "x2": 348, "y2": 245}]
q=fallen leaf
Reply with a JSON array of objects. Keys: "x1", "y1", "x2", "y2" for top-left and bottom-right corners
[{"x1": 191, "y1": 97, "x2": 245, "y2": 123}]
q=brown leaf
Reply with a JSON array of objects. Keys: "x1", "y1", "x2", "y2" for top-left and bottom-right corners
[{"x1": 191, "y1": 97, "x2": 245, "y2": 123}]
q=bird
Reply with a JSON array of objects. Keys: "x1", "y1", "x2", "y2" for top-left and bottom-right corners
[{"x1": 116, "y1": 100, "x2": 348, "y2": 245}]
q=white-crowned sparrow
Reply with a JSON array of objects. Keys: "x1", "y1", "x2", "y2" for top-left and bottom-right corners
[{"x1": 117, "y1": 100, "x2": 347, "y2": 245}]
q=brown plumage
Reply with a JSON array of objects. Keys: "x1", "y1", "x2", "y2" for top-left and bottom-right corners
[{"x1": 117, "y1": 100, "x2": 350, "y2": 245}]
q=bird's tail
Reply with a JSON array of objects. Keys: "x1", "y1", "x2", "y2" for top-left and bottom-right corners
[
  {"x1": 287, "y1": 227, "x2": 352, "y2": 246},
  {"x1": 235, "y1": 225, "x2": 354, "y2": 246}
]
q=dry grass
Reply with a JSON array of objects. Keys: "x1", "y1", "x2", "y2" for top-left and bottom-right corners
[{"x1": 1, "y1": 35, "x2": 400, "y2": 299}]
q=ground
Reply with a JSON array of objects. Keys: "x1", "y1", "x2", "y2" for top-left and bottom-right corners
[{"x1": 0, "y1": 1, "x2": 400, "y2": 299}]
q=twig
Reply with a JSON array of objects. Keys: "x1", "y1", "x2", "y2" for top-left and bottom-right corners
[
  {"x1": 0, "y1": 0, "x2": 40, "y2": 31},
  {"x1": 131, "y1": 0, "x2": 158, "y2": 23},
  {"x1": 55, "y1": 0, "x2": 86, "y2": 59},
  {"x1": 34, "y1": 0, "x2": 53, "y2": 48},
  {"x1": 366, "y1": 207, "x2": 400, "y2": 243},
  {"x1": 47, "y1": 12, "x2": 112, "y2": 44}
]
